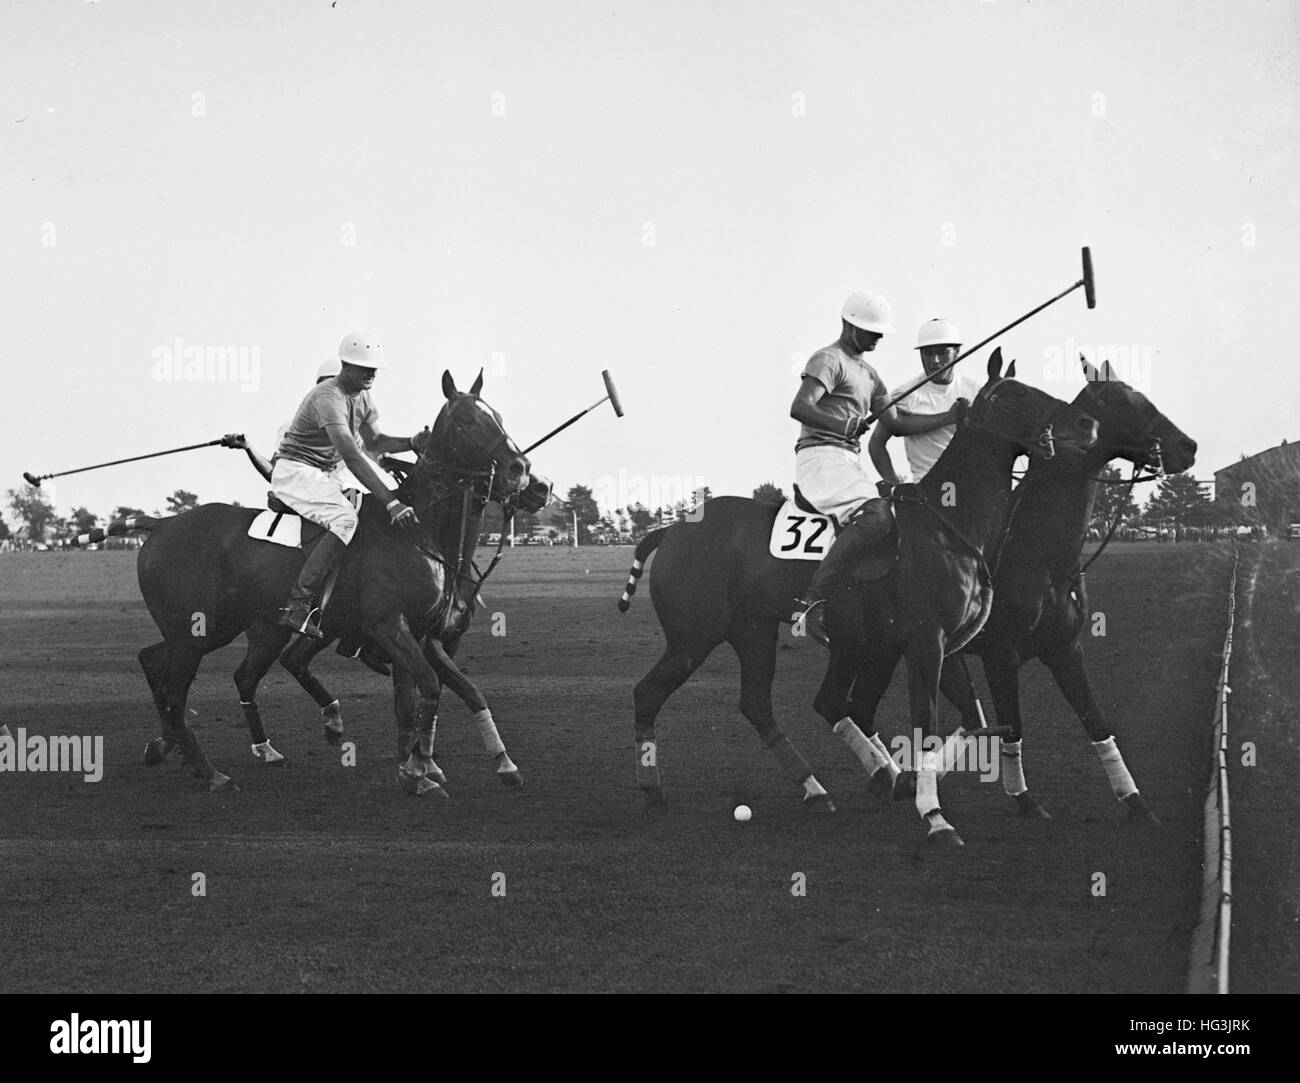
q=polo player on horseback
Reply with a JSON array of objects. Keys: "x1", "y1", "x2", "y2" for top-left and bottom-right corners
[
  {"x1": 222, "y1": 356, "x2": 405, "y2": 676},
  {"x1": 790, "y1": 293, "x2": 966, "y2": 645},
  {"x1": 868, "y1": 318, "x2": 980, "y2": 486},
  {"x1": 271, "y1": 332, "x2": 431, "y2": 657}
]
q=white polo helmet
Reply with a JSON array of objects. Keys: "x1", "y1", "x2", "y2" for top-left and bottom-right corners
[
  {"x1": 316, "y1": 358, "x2": 341, "y2": 381},
  {"x1": 914, "y1": 318, "x2": 962, "y2": 350},
  {"x1": 841, "y1": 291, "x2": 896, "y2": 335},
  {"x1": 338, "y1": 330, "x2": 390, "y2": 369}
]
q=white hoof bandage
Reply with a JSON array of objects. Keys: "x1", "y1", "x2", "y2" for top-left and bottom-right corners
[
  {"x1": 1092, "y1": 736, "x2": 1138, "y2": 799},
  {"x1": 472, "y1": 708, "x2": 507, "y2": 758},
  {"x1": 1001, "y1": 739, "x2": 1028, "y2": 797}
]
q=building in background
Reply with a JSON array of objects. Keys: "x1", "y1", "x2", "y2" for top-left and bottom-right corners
[{"x1": 1213, "y1": 440, "x2": 1300, "y2": 535}]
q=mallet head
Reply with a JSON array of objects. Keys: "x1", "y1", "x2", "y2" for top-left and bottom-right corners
[
  {"x1": 22, "y1": 472, "x2": 41, "y2": 487},
  {"x1": 1081, "y1": 247, "x2": 1096, "y2": 309},
  {"x1": 602, "y1": 370, "x2": 625, "y2": 417}
]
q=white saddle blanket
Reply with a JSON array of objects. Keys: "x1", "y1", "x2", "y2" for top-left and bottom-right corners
[
  {"x1": 247, "y1": 509, "x2": 306, "y2": 548},
  {"x1": 768, "y1": 499, "x2": 837, "y2": 561}
]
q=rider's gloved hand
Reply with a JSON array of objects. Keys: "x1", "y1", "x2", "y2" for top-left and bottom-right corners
[
  {"x1": 387, "y1": 499, "x2": 419, "y2": 528},
  {"x1": 877, "y1": 480, "x2": 895, "y2": 498},
  {"x1": 949, "y1": 398, "x2": 970, "y2": 425},
  {"x1": 220, "y1": 433, "x2": 247, "y2": 449},
  {"x1": 852, "y1": 415, "x2": 873, "y2": 438},
  {"x1": 409, "y1": 427, "x2": 432, "y2": 454}
]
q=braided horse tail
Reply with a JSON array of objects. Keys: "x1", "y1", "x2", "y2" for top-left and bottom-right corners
[{"x1": 616, "y1": 528, "x2": 670, "y2": 612}]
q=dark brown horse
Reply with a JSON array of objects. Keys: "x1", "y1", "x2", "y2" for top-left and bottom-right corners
[
  {"x1": 619, "y1": 350, "x2": 1099, "y2": 824},
  {"x1": 806, "y1": 354, "x2": 1099, "y2": 845},
  {"x1": 127, "y1": 370, "x2": 534, "y2": 793},
  {"x1": 904, "y1": 358, "x2": 1197, "y2": 822}
]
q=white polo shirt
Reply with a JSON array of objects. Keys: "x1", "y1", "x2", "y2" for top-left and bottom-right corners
[{"x1": 889, "y1": 369, "x2": 984, "y2": 482}]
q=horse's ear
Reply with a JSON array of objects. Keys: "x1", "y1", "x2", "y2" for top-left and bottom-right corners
[
  {"x1": 442, "y1": 370, "x2": 457, "y2": 400},
  {"x1": 1079, "y1": 353, "x2": 1101, "y2": 383},
  {"x1": 987, "y1": 347, "x2": 1004, "y2": 382},
  {"x1": 469, "y1": 367, "x2": 484, "y2": 397},
  {"x1": 1100, "y1": 358, "x2": 1114, "y2": 382},
  {"x1": 1006, "y1": 358, "x2": 1017, "y2": 379}
]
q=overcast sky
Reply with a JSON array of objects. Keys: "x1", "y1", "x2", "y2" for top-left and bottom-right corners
[{"x1": 2, "y1": 0, "x2": 1296, "y2": 526}]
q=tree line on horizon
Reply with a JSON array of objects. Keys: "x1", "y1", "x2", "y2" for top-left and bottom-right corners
[{"x1": 3, "y1": 466, "x2": 1296, "y2": 548}]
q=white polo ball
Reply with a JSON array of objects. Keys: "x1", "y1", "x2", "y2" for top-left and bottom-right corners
[{"x1": 733, "y1": 804, "x2": 752, "y2": 822}]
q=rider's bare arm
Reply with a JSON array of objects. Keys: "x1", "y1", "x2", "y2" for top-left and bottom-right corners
[
  {"x1": 324, "y1": 424, "x2": 397, "y2": 502},
  {"x1": 868, "y1": 424, "x2": 900, "y2": 486},
  {"x1": 221, "y1": 433, "x2": 273, "y2": 483},
  {"x1": 790, "y1": 377, "x2": 857, "y2": 438},
  {"x1": 358, "y1": 419, "x2": 429, "y2": 456},
  {"x1": 877, "y1": 402, "x2": 965, "y2": 437}
]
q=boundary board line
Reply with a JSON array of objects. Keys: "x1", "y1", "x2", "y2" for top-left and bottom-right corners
[{"x1": 1187, "y1": 546, "x2": 1244, "y2": 995}]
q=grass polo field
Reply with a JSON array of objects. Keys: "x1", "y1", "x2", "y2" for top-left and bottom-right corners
[{"x1": 0, "y1": 539, "x2": 1291, "y2": 993}]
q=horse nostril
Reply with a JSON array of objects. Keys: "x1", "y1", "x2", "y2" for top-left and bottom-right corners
[{"x1": 509, "y1": 460, "x2": 524, "y2": 479}]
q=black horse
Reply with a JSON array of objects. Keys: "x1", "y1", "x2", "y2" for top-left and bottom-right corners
[
  {"x1": 128, "y1": 369, "x2": 535, "y2": 792},
  {"x1": 907, "y1": 357, "x2": 1197, "y2": 822},
  {"x1": 806, "y1": 353, "x2": 1099, "y2": 845},
  {"x1": 619, "y1": 350, "x2": 1099, "y2": 824}
]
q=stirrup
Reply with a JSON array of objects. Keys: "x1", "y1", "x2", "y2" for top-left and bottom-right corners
[
  {"x1": 791, "y1": 598, "x2": 831, "y2": 647},
  {"x1": 278, "y1": 604, "x2": 324, "y2": 640}
]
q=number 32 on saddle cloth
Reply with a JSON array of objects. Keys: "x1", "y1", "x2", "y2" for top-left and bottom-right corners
[{"x1": 768, "y1": 485, "x2": 899, "y2": 581}]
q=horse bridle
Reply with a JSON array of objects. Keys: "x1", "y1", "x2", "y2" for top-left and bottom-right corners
[
  {"x1": 396, "y1": 396, "x2": 525, "y2": 610},
  {"x1": 961, "y1": 378, "x2": 1062, "y2": 460}
]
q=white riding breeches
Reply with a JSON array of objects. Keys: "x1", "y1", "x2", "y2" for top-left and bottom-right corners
[
  {"x1": 270, "y1": 458, "x2": 385, "y2": 544},
  {"x1": 794, "y1": 444, "x2": 878, "y2": 524}
]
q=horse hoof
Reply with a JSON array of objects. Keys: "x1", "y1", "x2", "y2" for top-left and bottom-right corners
[
  {"x1": 1123, "y1": 793, "x2": 1160, "y2": 826},
  {"x1": 803, "y1": 792, "x2": 837, "y2": 814},
  {"x1": 415, "y1": 776, "x2": 448, "y2": 799},
  {"x1": 642, "y1": 788, "x2": 669, "y2": 817},
  {"x1": 892, "y1": 769, "x2": 917, "y2": 802},
  {"x1": 926, "y1": 826, "x2": 965, "y2": 847},
  {"x1": 867, "y1": 769, "x2": 896, "y2": 800},
  {"x1": 208, "y1": 770, "x2": 235, "y2": 792},
  {"x1": 144, "y1": 738, "x2": 172, "y2": 767},
  {"x1": 323, "y1": 720, "x2": 344, "y2": 746},
  {"x1": 1015, "y1": 791, "x2": 1051, "y2": 819},
  {"x1": 425, "y1": 760, "x2": 448, "y2": 785},
  {"x1": 250, "y1": 741, "x2": 285, "y2": 765},
  {"x1": 498, "y1": 769, "x2": 523, "y2": 788}
]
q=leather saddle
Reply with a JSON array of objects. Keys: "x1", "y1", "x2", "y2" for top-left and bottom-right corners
[
  {"x1": 262, "y1": 491, "x2": 326, "y2": 546},
  {"x1": 267, "y1": 492, "x2": 297, "y2": 516}
]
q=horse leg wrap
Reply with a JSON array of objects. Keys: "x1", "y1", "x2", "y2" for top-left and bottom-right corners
[
  {"x1": 416, "y1": 710, "x2": 437, "y2": 760},
  {"x1": 1001, "y1": 739, "x2": 1028, "y2": 797},
  {"x1": 635, "y1": 734, "x2": 661, "y2": 789},
  {"x1": 833, "y1": 718, "x2": 894, "y2": 778},
  {"x1": 915, "y1": 758, "x2": 941, "y2": 818},
  {"x1": 868, "y1": 732, "x2": 901, "y2": 779},
  {"x1": 765, "y1": 732, "x2": 812, "y2": 785},
  {"x1": 1092, "y1": 736, "x2": 1138, "y2": 799},
  {"x1": 471, "y1": 708, "x2": 506, "y2": 758},
  {"x1": 938, "y1": 729, "x2": 973, "y2": 779}
]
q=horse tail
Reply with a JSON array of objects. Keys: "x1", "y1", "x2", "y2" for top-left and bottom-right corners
[
  {"x1": 617, "y1": 527, "x2": 670, "y2": 612},
  {"x1": 67, "y1": 514, "x2": 167, "y2": 548}
]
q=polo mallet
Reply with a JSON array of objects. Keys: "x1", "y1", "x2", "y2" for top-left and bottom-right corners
[
  {"x1": 23, "y1": 436, "x2": 238, "y2": 487},
  {"x1": 521, "y1": 369, "x2": 624, "y2": 456},
  {"x1": 864, "y1": 246, "x2": 1097, "y2": 425}
]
